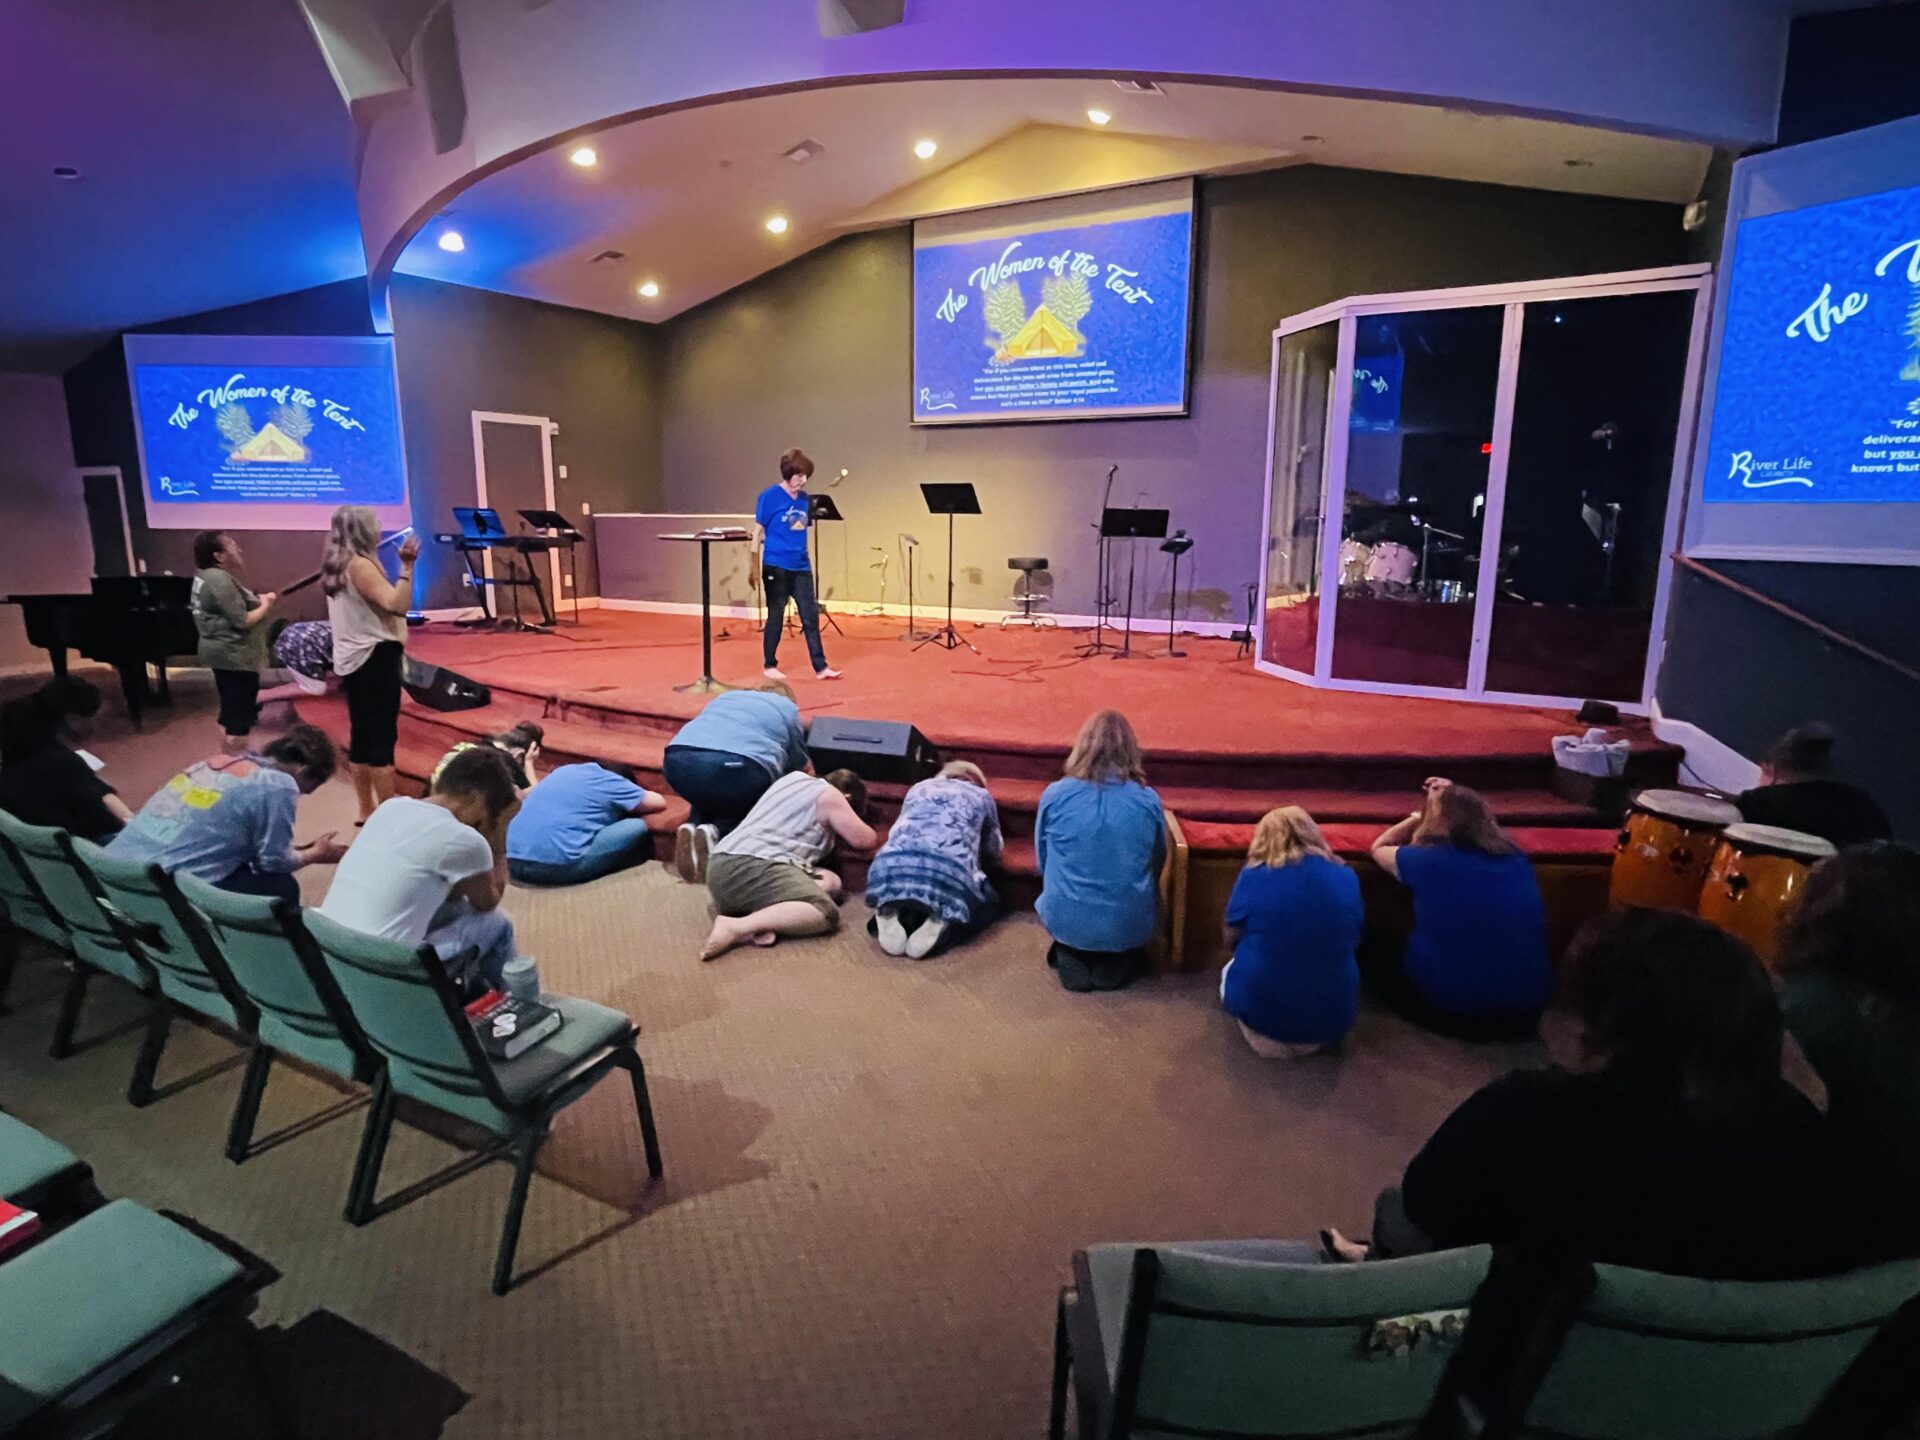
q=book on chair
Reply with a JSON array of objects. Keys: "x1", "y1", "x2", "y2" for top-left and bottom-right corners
[
  {"x1": 0, "y1": 1200, "x2": 42, "y2": 1258},
  {"x1": 466, "y1": 992, "x2": 564, "y2": 1061}
]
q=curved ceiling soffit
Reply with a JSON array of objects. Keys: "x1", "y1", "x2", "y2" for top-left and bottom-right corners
[{"x1": 360, "y1": 67, "x2": 1727, "y2": 321}]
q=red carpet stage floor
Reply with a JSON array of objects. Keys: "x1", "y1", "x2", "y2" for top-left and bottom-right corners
[{"x1": 299, "y1": 610, "x2": 1677, "y2": 893}]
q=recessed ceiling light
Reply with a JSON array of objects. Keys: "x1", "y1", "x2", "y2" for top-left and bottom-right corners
[
  {"x1": 52, "y1": 165, "x2": 81, "y2": 180},
  {"x1": 1086, "y1": 108, "x2": 1112, "y2": 126},
  {"x1": 913, "y1": 138, "x2": 938, "y2": 160},
  {"x1": 437, "y1": 230, "x2": 465, "y2": 252},
  {"x1": 637, "y1": 280, "x2": 660, "y2": 298},
  {"x1": 765, "y1": 215, "x2": 790, "y2": 235},
  {"x1": 569, "y1": 145, "x2": 598, "y2": 168}
]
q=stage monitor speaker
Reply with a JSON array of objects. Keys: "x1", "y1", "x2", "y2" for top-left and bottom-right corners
[
  {"x1": 403, "y1": 657, "x2": 491, "y2": 712},
  {"x1": 817, "y1": 0, "x2": 905, "y2": 36},
  {"x1": 807, "y1": 716, "x2": 939, "y2": 785}
]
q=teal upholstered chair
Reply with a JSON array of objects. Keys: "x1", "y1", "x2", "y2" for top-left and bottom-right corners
[
  {"x1": 0, "y1": 1198, "x2": 282, "y2": 1437},
  {"x1": 303, "y1": 910, "x2": 665, "y2": 1295},
  {"x1": 176, "y1": 872, "x2": 381, "y2": 1167},
  {"x1": 1051, "y1": 1242, "x2": 1494, "y2": 1440},
  {"x1": 77, "y1": 840, "x2": 254, "y2": 1106},
  {"x1": 1481, "y1": 1256, "x2": 1920, "y2": 1440},
  {"x1": 0, "y1": 1110, "x2": 97, "y2": 1220},
  {"x1": 0, "y1": 829, "x2": 70, "y2": 1012},
  {"x1": 0, "y1": 811, "x2": 157, "y2": 1089}
]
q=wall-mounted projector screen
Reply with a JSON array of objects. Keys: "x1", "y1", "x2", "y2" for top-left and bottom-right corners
[
  {"x1": 1684, "y1": 115, "x2": 1920, "y2": 565},
  {"x1": 124, "y1": 333, "x2": 409, "y2": 531},
  {"x1": 912, "y1": 179, "x2": 1195, "y2": 425}
]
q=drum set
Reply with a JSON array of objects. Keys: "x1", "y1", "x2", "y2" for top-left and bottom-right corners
[
  {"x1": 1337, "y1": 519, "x2": 1472, "y2": 603},
  {"x1": 1609, "y1": 789, "x2": 1836, "y2": 962}
]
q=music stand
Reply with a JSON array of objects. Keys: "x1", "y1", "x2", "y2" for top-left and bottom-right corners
[
  {"x1": 519, "y1": 508, "x2": 584, "y2": 625},
  {"x1": 916, "y1": 483, "x2": 981, "y2": 653},
  {"x1": 786, "y1": 493, "x2": 845, "y2": 638},
  {"x1": 1159, "y1": 531, "x2": 1194, "y2": 658},
  {"x1": 1102, "y1": 507, "x2": 1169, "y2": 658}
]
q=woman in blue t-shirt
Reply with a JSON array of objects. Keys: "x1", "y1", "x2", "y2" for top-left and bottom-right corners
[
  {"x1": 1036, "y1": 709, "x2": 1165, "y2": 992},
  {"x1": 1370, "y1": 778, "x2": 1552, "y2": 1040},
  {"x1": 1221, "y1": 806, "x2": 1364, "y2": 1057}
]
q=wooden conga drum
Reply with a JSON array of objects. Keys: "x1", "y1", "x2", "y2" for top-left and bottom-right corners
[
  {"x1": 1610, "y1": 789, "x2": 1742, "y2": 912},
  {"x1": 1696, "y1": 823, "x2": 1836, "y2": 964}
]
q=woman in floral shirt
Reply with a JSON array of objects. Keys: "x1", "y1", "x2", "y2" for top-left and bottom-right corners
[{"x1": 865, "y1": 760, "x2": 1003, "y2": 960}]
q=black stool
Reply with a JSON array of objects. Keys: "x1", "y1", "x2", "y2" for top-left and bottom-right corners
[{"x1": 1003, "y1": 557, "x2": 1055, "y2": 628}]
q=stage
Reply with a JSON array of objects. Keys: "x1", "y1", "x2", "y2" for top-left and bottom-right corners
[{"x1": 297, "y1": 610, "x2": 1676, "y2": 892}]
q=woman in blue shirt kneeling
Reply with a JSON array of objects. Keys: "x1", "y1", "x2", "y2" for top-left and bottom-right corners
[
  {"x1": 1221, "y1": 806, "x2": 1364, "y2": 1058},
  {"x1": 1036, "y1": 709, "x2": 1165, "y2": 992},
  {"x1": 1370, "y1": 778, "x2": 1552, "y2": 1040}
]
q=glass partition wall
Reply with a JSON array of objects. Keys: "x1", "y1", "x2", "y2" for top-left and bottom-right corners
[{"x1": 1257, "y1": 269, "x2": 1710, "y2": 710}]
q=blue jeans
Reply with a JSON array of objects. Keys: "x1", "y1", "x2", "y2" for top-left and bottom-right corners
[
  {"x1": 762, "y1": 565, "x2": 827, "y2": 672},
  {"x1": 662, "y1": 746, "x2": 777, "y2": 835},
  {"x1": 427, "y1": 896, "x2": 517, "y2": 997},
  {"x1": 507, "y1": 818, "x2": 653, "y2": 887}
]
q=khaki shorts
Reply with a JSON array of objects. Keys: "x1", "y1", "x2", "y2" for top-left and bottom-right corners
[{"x1": 707, "y1": 854, "x2": 839, "y2": 926}]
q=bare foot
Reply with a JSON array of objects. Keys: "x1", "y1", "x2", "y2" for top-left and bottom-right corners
[
  {"x1": 700, "y1": 918, "x2": 743, "y2": 961},
  {"x1": 751, "y1": 931, "x2": 777, "y2": 947},
  {"x1": 1321, "y1": 1227, "x2": 1371, "y2": 1264}
]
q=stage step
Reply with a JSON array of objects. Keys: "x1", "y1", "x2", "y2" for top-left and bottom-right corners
[{"x1": 299, "y1": 695, "x2": 1625, "y2": 837}]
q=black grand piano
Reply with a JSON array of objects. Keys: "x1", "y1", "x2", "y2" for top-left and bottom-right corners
[{"x1": 4, "y1": 576, "x2": 198, "y2": 724}]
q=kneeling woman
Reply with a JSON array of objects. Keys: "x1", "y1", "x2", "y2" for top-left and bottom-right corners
[
  {"x1": 865, "y1": 761, "x2": 1004, "y2": 959},
  {"x1": 701, "y1": 769, "x2": 876, "y2": 959},
  {"x1": 1221, "y1": 807, "x2": 1364, "y2": 1057},
  {"x1": 1369, "y1": 779, "x2": 1552, "y2": 1039},
  {"x1": 1036, "y1": 709, "x2": 1165, "y2": 991}
]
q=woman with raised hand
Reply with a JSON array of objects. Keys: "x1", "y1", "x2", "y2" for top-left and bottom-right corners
[{"x1": 322, "y1": 505, "x2": 416, "y2": 823}]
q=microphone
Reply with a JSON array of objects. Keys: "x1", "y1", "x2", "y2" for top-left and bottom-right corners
[
  {"x1": 900, "y1": 532, "x2": 919, "y2": 547},
  {"x1": 1106, "y1": 464, "x2": 1118, "y2": 482}
]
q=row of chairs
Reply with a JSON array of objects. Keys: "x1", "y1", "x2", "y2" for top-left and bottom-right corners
[
  {"x1": 0, "y1": 808, "x2": 665, "y2": 1296},
  {"x1": 1053, "y1": 1238, "x2": 1920, "y2": 1440},
  {"x1": 1, "y1": 1111, "x2": 285, "y2": 1436}
]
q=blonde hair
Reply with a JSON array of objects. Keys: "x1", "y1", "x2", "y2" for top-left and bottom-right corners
[
  {"x1": 940, "y1": 760, "x2": 987, "y2": 787},
  {"x1": 1064, "y1": 709, "x2": 1146, "y2": 785},
  {"x1": 1246, "y1": 806, "x2": 1336, "y2": 869},
  {"x1": 321, "y1": 505, "x2": 380, "y2": 598}
]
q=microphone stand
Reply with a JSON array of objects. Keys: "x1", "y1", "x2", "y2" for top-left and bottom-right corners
[{"x1": 1073, "y1": 464, "x2": 1119, "y2": 657}]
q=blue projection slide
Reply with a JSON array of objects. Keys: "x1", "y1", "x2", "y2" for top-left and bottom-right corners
[
  {"x1": 131, "y1": 343, "x2": 405, "y2": 508},
  {"x1": 913, "y1": 204, "x2": 1192, "y2": 422},
  {"x1": 1705, "y1": 181, "x2": 1920, "y2": 503}
]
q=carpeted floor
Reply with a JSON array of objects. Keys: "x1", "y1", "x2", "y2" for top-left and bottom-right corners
[{"x1": 0, "y1": 676, "x2": 1534, "y2": 1440}]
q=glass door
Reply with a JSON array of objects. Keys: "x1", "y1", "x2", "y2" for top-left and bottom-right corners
[
  {"x1": 1484, "y1": 290, "x2": 1701, "y2": 700},
  {"x1": 1328, "y1": 306, "x2": 1505, "y2": 690},
  {"x1": 1260, "y1": 321, "x2": 1338, "y2": 675}
]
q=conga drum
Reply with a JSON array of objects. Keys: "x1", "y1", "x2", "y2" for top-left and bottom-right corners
[
  {"x1": 1609, "y1": 789, "x2": 1742, "y2": 912},
  {"x1": 1696, "y1": 823, "x2": 1836, "y2": 964}
]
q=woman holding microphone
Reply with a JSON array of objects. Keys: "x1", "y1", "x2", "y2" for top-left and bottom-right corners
[{"x1": 322, "y1": 505, "x2": 417, "y2": 823}]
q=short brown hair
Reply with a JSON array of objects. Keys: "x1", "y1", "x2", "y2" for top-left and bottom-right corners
[
  {"x1": 1413, "y1": 783, "x2": 1517, "y2": 856},
  {"x1": 823, "y1": 767, "x2": 868, "y2": 819},
  {"x1": 1768, "y1": 722, "x2": 1837, "y2": 778},
  {"x1": 1064, "y1": 709, "x2": 1146, "y2": 785},
  {"x1": 263, "y1": 722, "x2": 337, "y2": 788},
  {"x1": 779, "y1": 448, "x2": 815, "y2": 481},
  {"x1": 1246, "y1": 806, "x2": 1336, "y2": 869},
  {"x1": 432, "y1": 744, "x2": 520, "y2": 825},
  {"x1": 193, "y1": 530, "x2": 231, "y2": 569}
]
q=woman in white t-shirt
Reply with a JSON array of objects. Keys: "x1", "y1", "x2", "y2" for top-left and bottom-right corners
[{"x1": 322, "y1": 506, "x2": 416, "y2": 823}]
